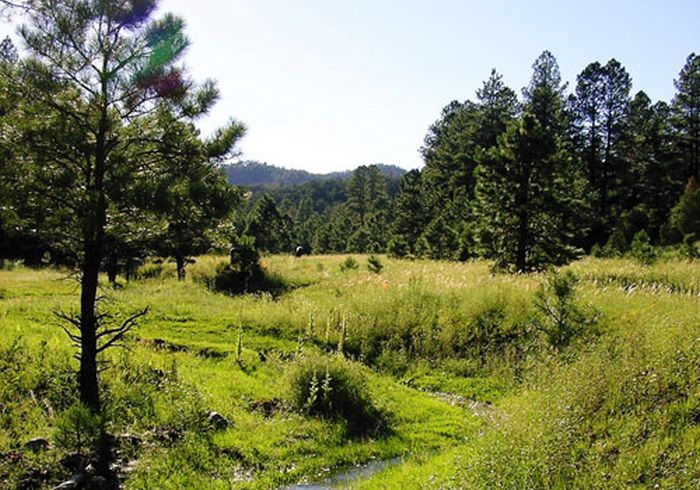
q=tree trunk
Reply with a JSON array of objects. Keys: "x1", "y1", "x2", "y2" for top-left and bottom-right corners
[
  {"x1": 79, "y1": 72, "x2": 109, "y2": 412},
  {"x1": 176, "y1": 254, "x2": 186, "y2": 281},
  {"x1": 516, "y1": 208, "x2": 528, "y2": 272},
  {"x1": 79, "y1": 238, "x2": 101, "y2": 412},
  {"x1": 516, "y1": 168, "x2": 530, "y2": 272},
  {"x1": 107, "y1": 253, "x2": 118, "y2": 284}
]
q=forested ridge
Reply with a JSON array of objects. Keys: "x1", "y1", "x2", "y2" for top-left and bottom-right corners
[{"x1": 221, "y1": 160, "x2": 406, "y2": 187}]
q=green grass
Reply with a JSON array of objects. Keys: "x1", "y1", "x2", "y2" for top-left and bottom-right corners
[
  {"x1": 1, "y1": 255, "x2": 699, "y2": 488},
  {"x1": 0, "y1": 259, "x2": 478, "y2": 489}
]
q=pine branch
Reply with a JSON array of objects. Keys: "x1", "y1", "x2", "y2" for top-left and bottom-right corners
[{"x1": 96, "y1": 306, "x2": 149, "y2": 354}]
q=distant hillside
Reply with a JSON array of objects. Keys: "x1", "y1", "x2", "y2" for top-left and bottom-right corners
[{"x1": 220, "y1": 161, "x2": 407, "y2": 187}]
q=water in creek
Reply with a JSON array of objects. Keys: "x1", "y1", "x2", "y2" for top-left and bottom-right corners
[{"x1": 281, "y1": 457, "x2": 402, "y2": 489}]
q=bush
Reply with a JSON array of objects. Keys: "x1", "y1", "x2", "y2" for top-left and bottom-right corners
[
  {"x1": 340, "y1": 256, "x2": 359, "y2": 272},
  {"x1": 533, "y1": 270, "x2": 598, "y2": 348},
  {"x1": 198, "y1": 236, "x2": 287, "y2": 295},
  {"x1": 54, "y1": 402, "x2": 106, "y2": 456},
  {"x1": 629, "y1": 230, "x2": 658, "y2": 265},
  {"x1": 669, "y1": 176, "x2": 700, "y2": 240},
  {"x1": 602, "y1": 228, "x2": 628, "y2": 257},
  {"x1": 286, "y1": 354, "x2": 385, "y2": 436},
  {"x1": 206, "y1": 262, "x2": 286, "y2": 296},
  {"x1": 135, "y1": 261, "x2": 175, "y2": 280},
  {"x1": 386, "y1": 236, "x2": 410, "y2": 259},
  {"x1": 367, "y1": 255, "x2": 383, "y2": 274},
  {"x1": 680, "y1": 234, "x2": 699, "y2": 259}
]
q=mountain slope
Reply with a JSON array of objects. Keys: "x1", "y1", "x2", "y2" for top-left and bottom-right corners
[{"x1": 220, "y1": 161, "x2": 407, "y2": 187}]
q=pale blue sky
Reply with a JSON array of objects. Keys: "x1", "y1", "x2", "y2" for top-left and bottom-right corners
[{"x1": 3, "y1": 1, "x2": 700, "y2": 172}]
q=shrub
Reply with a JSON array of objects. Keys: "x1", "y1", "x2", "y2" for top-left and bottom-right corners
[
  {"x1": 602, "y1": 228, "x2": 628, "y2": 257},
  {"x1": 198, "y1": 236, "x2": 287, "y2": 295},
  {"x1": 629, "y1": 230, "x2": 658, "y2": 265},
  {"x1": 135, "y1": 261, "x2": 175, "y2": 280},
  {"x1": 533, "y1": 270, "x2": 598, "y2": 348},
  {"x1": 54, "y1": 402, "x2": 106, "y2": 456},
  {"x1": 367, "y1": 255, "x2": 383, "y2": 274},
  {"x1": 207, "y1": 262, "x2": 286, "y2": 295},
  {"x1": 286, "y1": 354, "x2": 385, "y2": 436},
  {"x1": 669, "y1": 176, "x2": 700, "y2": 240},
  {"x1": 229, "y1": 235, "x2": 260, "y2": 279},
  {"x1": 680, "y1": 234, "x2": 699, "y2": 259},
  {"x1": 386, "y1": 236, "x2": 410, "y2": 259},
  {"x1": 340, "y1": 256, "x2": 359, "y2": 272}
]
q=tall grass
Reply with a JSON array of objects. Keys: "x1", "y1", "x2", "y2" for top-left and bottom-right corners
[{"x1": 1, "y1": 255, "x2": 698, "y2": 488}]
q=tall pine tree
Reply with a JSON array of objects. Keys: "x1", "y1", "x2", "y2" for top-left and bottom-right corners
[
  {"x1": 476, "y1": 52, "x2": 585, "y2": 271},
  {"x1": 672, "y1": 53, "x2": 700, "y2": 181}
]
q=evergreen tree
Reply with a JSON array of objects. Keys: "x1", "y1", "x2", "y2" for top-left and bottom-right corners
[
  {"x1": 0, "y1": 0, "x2": 243, "y2": 411},
  {"x1": 415, "y1": 213, "x2": 460, "y2": 260},
  {"x1": 476, "y1": 69, "x2": 520, "y2": 147},
  {"x1": 477, "y1": 52, "x2": 585, "y2": 271},
  {"x1": 152, "y1": 112, "x2": 242, "y2": 280},
  {"x1": 421, "y1": 100, "x2": 481, "y2": 209},
  {"x1": 672, "y1": 53, "x2": 700, "y2": 180},
  {"x1": 246, "y1": 194, "x2": 292, "y2": 253},
  {"x1": 623, "y1": 92, "x2": 677, "y2": 240},
  {"x1": 669, "y1": 176, "x2": 700, "y2": 240},
  {"x1": 344, "y1": 165, "x2": 391, "y2": 251},
  {"x1": 293, "y1": 195, "x2": 316, "y2": 249},
  {"x1": 570, "y1": 59, "x2": 632, "y2": 244},
  {"x1": 0, "y1": 36, "x2": 21, "y2": 261},
  {"x1": 0, "y1": 36, "x2": 18, "y2": 64},
  {"x1": 389, "y1": 169, "x2": 427, "y2": 256}
]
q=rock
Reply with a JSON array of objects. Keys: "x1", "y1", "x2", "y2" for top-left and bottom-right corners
[
  {"x1": 206, "y1": 411, "x2": 230, "y2": 430},
  {"x1": 120, "y1": 459, "x2": 139, "y2": 475},
  {"x1": 52, "y1": 479, "x2": 77, "y2": 490},
  {"x1": 52, "y1": 473, "x2": 85, "y2": 490},
  {"x1": 24, "y1": 437, "x2": 50, "y2": 452}
]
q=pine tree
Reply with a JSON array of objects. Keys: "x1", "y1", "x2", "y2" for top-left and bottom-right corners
[
  {"x1": 623, "y1": 92, "x2": 676, "y2": 240},
  {"x1": 476, "y1": 69, "x2": 520, "y2": 147},
  {"x1": 389, "y1": 169, "x2": 427, "y2": 256},
  {"x1": 0, "y1": 36, "x2": 18, "y2": 64},
  {"x1": 476, "y1": 52, "x2": 585, "y2": 271},
  {"x1": 293, "y1": 196, "x2": 316, "y2": 249},
  {"x1": 672, "y1": 53, "x2": 700, "y2": 180},
  {"x1": 669, "y1": 176, "x2": 700, "y2": 240},
  {"x1": 246, "y1": 194, "x2": 292, "y2": 253},
  {"x1": 570, "y1": 59, "x2": 632, "y2": 244},
  {"x1": 344, "y1": 165, "x2": 391, "y2": 251},
  {"x1": 1, "y1": 0, "x2": 243, "y2": 411}
]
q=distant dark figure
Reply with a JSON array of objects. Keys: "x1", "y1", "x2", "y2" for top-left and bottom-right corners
[{"x1": 295, "y1": 245, "x2": 309, "y2": 258}]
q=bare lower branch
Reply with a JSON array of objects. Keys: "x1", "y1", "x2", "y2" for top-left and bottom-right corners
[
  {"x1": 96, "y1": 306, "x2": 149, "y2": 354},
  {"x1": 54, "y1": 309, "x2": 81, "y2": 329}
]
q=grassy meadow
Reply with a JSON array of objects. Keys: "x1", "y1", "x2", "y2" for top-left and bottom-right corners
[{"x1": 0, "y1": 254, "x2": 698, "y2": 488}]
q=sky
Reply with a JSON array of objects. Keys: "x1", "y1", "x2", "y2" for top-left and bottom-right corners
[{"x1": 2, "y1": 0, "x2": 700, "y2": 173}]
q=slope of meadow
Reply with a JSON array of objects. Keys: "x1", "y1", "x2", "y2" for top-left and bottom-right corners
[{"x1": 0, "y1": 255, "x2": 698, "y2": 488}]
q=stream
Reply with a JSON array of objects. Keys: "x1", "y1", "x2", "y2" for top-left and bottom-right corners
[{"x1": 281, "y1": 457, "x2": 403, "y2": 489}]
